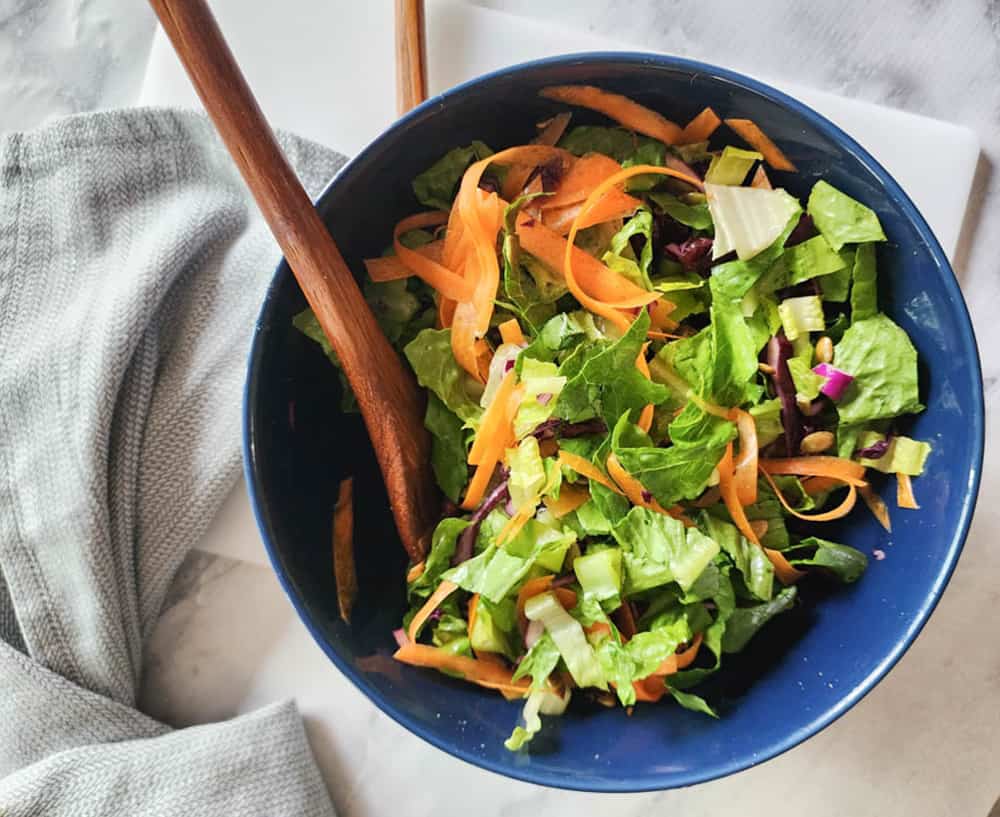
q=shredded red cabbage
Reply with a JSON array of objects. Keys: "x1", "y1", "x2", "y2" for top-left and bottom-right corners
[
  {"x1": 766, "y1": 332, "x2": 804, "y2": 456},
  {"x1": 784, "y1": 213, "x2": 817, "y2": 247},
  {"x1": 665, "y1": 237, "x2": 713, "y2": 272},
  {"x1": 856, "y1": 437, "x2": 891, "y2": 459},
  {"x1": 531, "y1": 418, "x2": 607, "y2": 441},
  {"x1": 452, "y1": 475, "x2": 510, "y2": 565}
]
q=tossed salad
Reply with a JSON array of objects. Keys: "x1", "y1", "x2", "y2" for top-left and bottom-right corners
[{"x1": 296, "y1": 86, "x2": 931, "y2": 750}]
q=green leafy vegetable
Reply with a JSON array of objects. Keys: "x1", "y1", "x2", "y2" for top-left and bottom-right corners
[
  {"x1": 807, "y1": 180, "x2": 886, "y2": 251},
  {"x1": 404, "y1": 328, "x2": 483, "y2": 424},
  {"x1": 699, "y1": 512, "x2": 774, "y2": 601},
  {"x1": 508, "y1": 436, "x2": 547, "y2": 512},
  {"x1": 778, "y1": 295, "x2": 825, "y2": 341},
  {"x1": 511, "y1": 631, "x2": 562, "y2": 691},
  {"x1": 786, "y1": 235, "x2": 848, "y2": 285},
  {"x1": 834, "y1": 315, "x2": 923, "y2": 425},
  {"x1": 647, "y1": 192, "x2": 713, "y2": 230},
  {"x1": 850, "y1": 242, "x2": 878, "y2": 320},
  {"x1": 704, "y1": 146, "x2": 762, "y2": 186},
  {"x1": 602, "y1": 208, "x2": 655, "y2": 289},
  {"x1": 787, "y1": 356, "x2": 826, "y2": 402},
  {"x1": 574, "y1": 547, "x2": 623, "y2": 602},
  {"x1": 706, "y1": 183, "x2": 801, "y2": 261},
  {"x1": 525, "y1": 592, "x2": 607, "y2": 689},
  {"x1": 424, "y1": 395, "x2": 468, "y2": 503},
  {"x1": 611, "y1": 506, "x2": 719, "y2": 594},
  {"x1": 556, "y1": 311, "x2": 669, "y2": 428},
  {"x1": 413, "y1": 141, "x2": 494, "y2": 210},
  {"x1": 670, "y1": 688, "x2": 719, "y2": 717},
  {"x1": 788, "y1": 537, "x2": 867, "y2": 583},
  {"x1": 722, "y1": 587, "x2": 797, "y2": 653},
  {"x1": 857, "y1": 433, "x2": 931, "y2": 475},
  {"x1": 408, "y1": 518, "x2": 469, "y2": 601}
]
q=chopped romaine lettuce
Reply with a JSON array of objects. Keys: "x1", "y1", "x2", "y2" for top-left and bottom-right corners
[
  {"x1": 507, "y1": 436, "x2": 547, "y2": 512},
  {"x1": 850, "y1": 242, "x2": 878, "y2": 320},
  {"x1": 785, "y1": 234, "x2": 848, "y2": 285},
  {"x1": 787, "y1": 537, "x2": 867, "y2": 583},
  {"x1": 722, "y1": 586, "x2": 797, "y2": 653},
  {"x1": 404, "y1": 328, "x2": 483, "y2": 423},
  {"x1": 706, "y1": 183, "x2": 801, "y2": 261},
  {"x1": 704, "y1": 146, "x2": 762, "y2": 186},
  {"x1": 412, "y1": 141, "x2": 494, "y2": 210},
  {"x1": 424, "y1": 394, "x2": 468, "y2": 503},
  {"x1": 807, "y1": 180, "x2": 886, "y2": 250},
  {"x1": 856, "y1": 433, "x2": 931, "y2": 475},
  {"x1": 834, "y1": 315, "x2": 923, "y2": 425},
  {"x1": 647, "y1": 191, "x2": 713, "y2": 230},
  {"x1": 573, "y1": 547, "x2": 623, "y2": 602},
  {"x1": 778, "y1": 295, "x2": 825, "y2": 341},
  {"x1": 525, "y1": 592, "x2": 607, "y2": 689}
]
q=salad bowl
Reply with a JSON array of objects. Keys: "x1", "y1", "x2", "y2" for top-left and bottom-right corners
[{"x1": 243, "y1": 53, "x2": 982, "y2": 791}]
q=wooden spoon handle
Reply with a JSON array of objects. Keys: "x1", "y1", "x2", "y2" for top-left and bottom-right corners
[
  {"x1": 395, "y1": 0, "x2": 427, "y2": 115},
  {"x1": 149, "y1": 0, "x2": 435, "y2": 559}
]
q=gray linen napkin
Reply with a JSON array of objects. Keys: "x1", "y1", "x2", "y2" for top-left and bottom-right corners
[{"x1": 0, "y1": 109, "x2": 345, "y2": 816}]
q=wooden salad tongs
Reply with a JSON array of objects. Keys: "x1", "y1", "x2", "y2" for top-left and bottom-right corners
[{"x1": 148, "y1": 0, "x2": 435, "y2": 560}]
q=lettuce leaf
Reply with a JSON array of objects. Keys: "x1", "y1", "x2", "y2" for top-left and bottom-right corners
[
  {"x1": 778, "y1": 295, "x2": 825, "y2": 341},
  {"x1": 706, "y1": 183, "x2": 801, "y2": 261},
  {"x1": 850, "y1": 242, "x2": 878, "y2": 320},
  {"x1": 558, "y1": 125, "x2": 659, "y2": 163},
  {"x1": 786, "y1": 235, "x2": 848, "y2": 285},
  {"x1": 787, "y1": 356, "x2": 825, "y2": 402},
  {"x1": 857, "y1": 433, "x2": 931, "y2": 475},
  {"x1": 611, "y1": 506, "x2": 719, "y2": 594},
  {"x1": 807, "y1": 180, "x2": 887, "y2": 251},
  {"x1": 647, "y1": 192, "x2": 713, "y2": 230},
  {"x1": 407, "y1": 517, "x2": 469, "y2": 602},
  {"x1": 507, "y1": 436, "x2": 547, "y2": 512},
  {"x1": 511, "y1": 631, "x2": 561, "y2": 691},
  {"x1": 834, "y1": 314, "x2": 923, "y2": 425},
  {"x1": 412, "y1": 141, "x2": 494, "y2": 210},
  {"x1": 424, "y1": 395, "x2": 468, "y2": 502},
  {"x1": 556, "y1": 311, "x2": 669, "y2": 428},
  {"x1": 722, "y1": 586, "x2": 797, "y2": 653},
  {"x1": 602, "y1": 208, "x2": 655, "y2": 289},
  {"x1": 670, "y1": 688, "x2": 718, "y2": 717},
  {"x1": 612, "y1": 414, "x2": 728, "y2": 509},
  {"x1": 667, "y1": 401, "x2": 738, "y2": 449},
  {"x1": 525, "y1": 592, "x2": 607, "y2": 689},
  {"x1": 404, "y1": 328, "x2": 483, "y2": 424},
  {"x1": 699, "y1": 512, "x2": 774, "y2": 601},
  {"x1": 513, "y1": 358, "x2": 566, "y2": 438},
  {"x1": 704, "y1": 146, "x2": 761, "y2": 186},
  {"x1": 787, "y1": 537, "x2": 867, "y2": 583},
  {"x1": 708, "y1": 288, "x2": 761, "y2": 406},
  {"x1": 750, "y1": 398, "x2": 783, "y2": 448}
]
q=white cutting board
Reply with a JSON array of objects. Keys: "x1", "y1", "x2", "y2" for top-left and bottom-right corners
[{"x1": 139, "y1": 0, "x2": 978, "y2": 566}]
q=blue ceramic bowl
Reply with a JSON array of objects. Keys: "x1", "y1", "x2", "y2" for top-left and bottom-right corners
[{"x1": 243, "y1": 54, "x2": 983, "y2": 791}]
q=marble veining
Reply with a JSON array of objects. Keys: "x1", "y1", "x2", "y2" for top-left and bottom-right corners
[{"x1": 4, "y1": 1, "x2": 1000, "y2": 815}]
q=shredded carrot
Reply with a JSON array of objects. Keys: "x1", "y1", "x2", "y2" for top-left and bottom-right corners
[
  {"x1": 720, "y1": 444, "x2": 804, "y2": 584},
  {"x1": 759, "y1": 467, "x2": 859, "y2": 522},
  {"x1": 632, "y1": 675, "x2": 667, "y2": 702},
  {"x1": 365, "y1": 239, "x2": 445, "y2": 283},
  {"x1": 394, "y1": 641, "x2": 529, "y2": 697},
  {"x1": 896, "y1": 473, "x2": 920, "y2": 510},
  {"x1": 801, "y1": 475, "x2": 843, "y2": 496},
  {"x1": 333, "y1": 477, "x2": 357, "y2": 624},
  {"x1": 586, "y1": 621, "x2": 613, "y2": 638},
  {"x1": 647, "y1": 298, "x2": 678, "y2": 333},
  {"x1": 500, "y1": 111, "x2": 573, "y2": 200},
  {"x1": 392, "y1": 212, "x2": 472, "y2": 302},
  {"x1": 860, "y1": 485, "x2": 892, "y2": 532},
  {"x1": 679, "y1": 107, "x2": 722, "y2": 143},
  {"x1": 636, "y1": 343, "x2": 654, "y2": 433},
  {"x1": 646, "y1": 330, "x2": 684, "y2": 340},
  {"x1": 730, "y1": 408, "x2": 759, "y2": 507},
  {"x1": 557, "y1": 449, "x2": 623, "y2": 495},
  {"x1": 474, "y1": 338, "x2": 493, "y2": 383},
  {"x1": 653, "y1": 633, "x2": 704, "y2": 677},
  {"x1": 724, "y1": 118, "x2": 797, "y2": 172},
  {"x1": 565, "y1": 165, "x2": 703, "y2": 331},
  {"x1": 542, "y1": 483, "x2": 590, "y2": 518},
  {"x1": 406, "y1": 560, "x2": 426, "y2": 583},
  {"x1": 759, "y1": 456, "x2": 868, "y2": 486},
  {"x1": 750, "y1": 165, "x2": 773, "y2": 190},
  {"x1": 437, "y1": 295, "x2": 456, "y2": 329},
  {"x1": 540, "y1": 152, "x2": 625, "y2": 211},
  {"x1": 464, "y1": 372, "x2": 520, "y2": 511},
  {"x1": 467, "y1": 593, "x2": 481, "y2": 640},
  {"x1": 498, "y1": 318, "x2": 525, "y2": 345},
  {"x1": 451, "y1": 146, "x2": 571, "y2": 380},
  {"x1": 542, "y1": 188, "x2": 643, "y2": 235},
  {"x1": 515, "y1": 215, "x2": 659, "y2": 307},
  {"x1": 407, "y1": 579, "x2": 459, "y2": 643},
  {"x1": 540, "y1": 85, "x2": 684, "y2": 145}
]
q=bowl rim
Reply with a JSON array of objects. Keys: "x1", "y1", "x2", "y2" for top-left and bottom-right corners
[{"x1": 243, "y1": 50, "x2": 984, "y2": 792}]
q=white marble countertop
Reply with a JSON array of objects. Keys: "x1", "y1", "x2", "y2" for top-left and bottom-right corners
[{"x1": 4, "y1": 1, "x2": 1000, "y2": 815}]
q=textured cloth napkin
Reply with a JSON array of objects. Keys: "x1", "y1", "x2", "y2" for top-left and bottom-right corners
[{"x1": 0, "y1": 109, "x2": 345, "y2": 815}]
